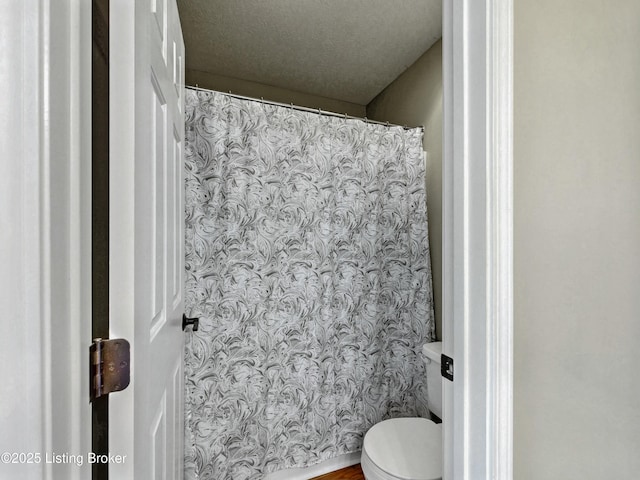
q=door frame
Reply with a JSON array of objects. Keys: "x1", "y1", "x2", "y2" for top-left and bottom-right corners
[
  {"x1": 2, "y1": 0, "x2": 513, "y2": 479},
  {"x1": 0, "y1": 0, "x2": 92, "y2": 479},
  {"x1": 442, "y1": 0, "x2": 513, "y2": 478}
]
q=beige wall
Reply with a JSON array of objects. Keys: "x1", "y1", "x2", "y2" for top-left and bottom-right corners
[
  {"x1": 366, "y1": 40, "x2": 443, "y2": 339},
  {"x1": 186, "y1": 69, "x2": 366, "y2": 117},
  {"x1": 515, "y1": 1, "x2": 640, "y2": 478}
]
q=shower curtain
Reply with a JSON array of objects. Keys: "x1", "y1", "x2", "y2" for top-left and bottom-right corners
[{"x1": 183, "y1": 89, "x2": 435, "y2": 480}]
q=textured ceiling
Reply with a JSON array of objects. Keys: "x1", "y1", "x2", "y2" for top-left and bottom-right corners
[{"x1": 177, "y1": 0, "x2": 442, "y2": 105}]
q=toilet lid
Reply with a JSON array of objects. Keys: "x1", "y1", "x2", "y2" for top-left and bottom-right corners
[{"x1": 363, "y1": 417, "x2": 442, "y2": 480}]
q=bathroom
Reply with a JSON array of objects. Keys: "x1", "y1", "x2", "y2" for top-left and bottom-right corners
[
  {"x1": 178, "y1": 1, "x2": 444, "y2": 479},
  {"x1": 9, "y1": 0, "x2": 640, "y2": 479}
]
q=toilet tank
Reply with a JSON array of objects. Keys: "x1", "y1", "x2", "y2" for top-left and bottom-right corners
[{"x1": 422, "y1": 342, "x2": 443, "y2": 419}]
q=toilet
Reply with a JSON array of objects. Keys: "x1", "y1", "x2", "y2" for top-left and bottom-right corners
[{"x1": 360, "y1": 342, "x2": 443, "y2": 480}]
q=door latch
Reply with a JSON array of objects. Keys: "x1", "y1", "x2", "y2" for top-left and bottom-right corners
[
  {"x1": 90, "y1": 338, "x2": 130, "y2": 402},
  {"x1": 441, "y1": 353, "x2": 454, "y2": 382}
]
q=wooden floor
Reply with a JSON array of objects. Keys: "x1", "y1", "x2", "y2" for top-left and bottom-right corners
[{"x1": 310, "y1": 464, "x2": 365, "y2": 480}]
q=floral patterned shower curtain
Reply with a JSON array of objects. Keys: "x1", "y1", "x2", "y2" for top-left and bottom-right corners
[{"x1": 183, "y1": 88, "x2": 435, "y2": 480}]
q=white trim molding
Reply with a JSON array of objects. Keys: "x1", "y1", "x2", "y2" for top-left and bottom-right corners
[
  {"x1": 442, "y1": 0, "x2": 513, "y2": 479},
  {"x1": 0, "y1": 2, "x2": 48, "y2": 478},
  {"x1": 0, "y1": 1, "x2": 92, "y2": 479},
  {"x1": 487, "y1": 1, "x2": 514, "y2": 478}
]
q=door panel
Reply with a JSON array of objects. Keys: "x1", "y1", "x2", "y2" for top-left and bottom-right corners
[{"x1": 110, "y1": 0, "x2": 185, "y2": 478}]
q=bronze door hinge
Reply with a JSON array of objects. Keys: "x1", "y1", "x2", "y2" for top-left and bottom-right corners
[{"x1": 90, "y1": 338, "x2": 130, "y2": 402}]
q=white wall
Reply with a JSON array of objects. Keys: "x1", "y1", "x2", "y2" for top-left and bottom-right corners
[
  {"x1": 367, "y1": 40, "x2": 443, "y2": 338},
  {"x1": 515, "y1": 1, "x2": 640, "y2": 478}
]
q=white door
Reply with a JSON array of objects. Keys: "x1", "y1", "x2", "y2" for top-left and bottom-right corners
[{"x1": 109, "y1": 0, "x2": 186, "y2": 478}]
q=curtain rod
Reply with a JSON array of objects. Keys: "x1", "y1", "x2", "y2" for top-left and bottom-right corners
[{"x1": 186, "y1": 85, "x2": 423, "y2": 132}]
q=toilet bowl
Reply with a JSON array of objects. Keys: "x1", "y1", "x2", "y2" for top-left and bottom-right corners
[{"x1": 360, "y1": 342, "x2": 442, "y2": 480}]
